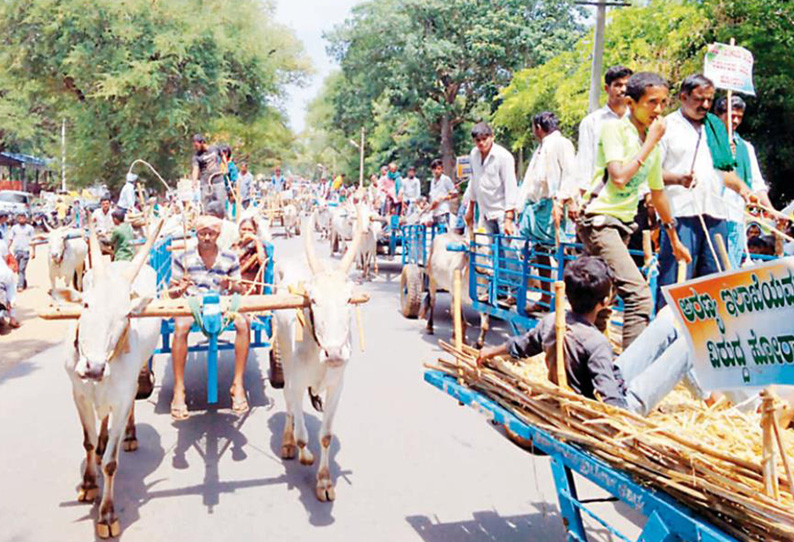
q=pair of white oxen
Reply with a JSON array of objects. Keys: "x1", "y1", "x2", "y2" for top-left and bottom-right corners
[{"x1": 53, "y1": 214, "x2": 364, "y2": 539}]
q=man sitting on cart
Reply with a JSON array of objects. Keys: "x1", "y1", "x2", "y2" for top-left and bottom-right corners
[
  {"x1": 168, "y1": 214, "x2": 250, "y2": 420},
  {"x1": 477, "y1": 255, "x2": 703, "y2": 416}
]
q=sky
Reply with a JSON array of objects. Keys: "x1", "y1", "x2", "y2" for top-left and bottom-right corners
[{"x1": 274, "y1": 0, "x2": 361, "y2": 134}]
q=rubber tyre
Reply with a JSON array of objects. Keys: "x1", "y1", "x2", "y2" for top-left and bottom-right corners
[
  {"x1": 400, "y1": 264, "x2": 423, "y2": 319},
  {"x1": 269, "y1": 334, "x2": 285, "y2": 389}
]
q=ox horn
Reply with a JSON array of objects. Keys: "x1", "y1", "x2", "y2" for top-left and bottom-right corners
[
  {"x1": 339, "y1": 204, "x2": 364, "y2": 273},
  {"x1": 304, "y1": 211, "x2": 322, "y2": 274},
  {"x1": 122, "y1": 218, "x2": 165, "y2": 284},
  {"x1": 87, "y1": 220, "x2": 106, "y2": 279}
]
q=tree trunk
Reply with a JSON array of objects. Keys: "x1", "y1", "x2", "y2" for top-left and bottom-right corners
[{"x1": 439, "y1": 113, "x2": 456, "y2": 178}]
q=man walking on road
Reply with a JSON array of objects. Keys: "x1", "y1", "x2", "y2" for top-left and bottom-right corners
[
  {"x1": 463, "y1": 122, "x2": 519, "y2": 236},
  {"x1": 8, "y1": 213, "x2": 34, "y2": 292}
]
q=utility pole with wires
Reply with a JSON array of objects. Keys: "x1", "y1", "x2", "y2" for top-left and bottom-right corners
[{"x1": 576, "y1": 1, "x2": 631, "y2": 113}]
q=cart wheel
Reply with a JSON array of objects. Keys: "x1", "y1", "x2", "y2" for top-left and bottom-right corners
[
  {"x1": 269, "y1": 331, "x2": 285, "y2": 389},
  {"x1": 400, "y1": 264, "x2": 423, "y2": 318}
]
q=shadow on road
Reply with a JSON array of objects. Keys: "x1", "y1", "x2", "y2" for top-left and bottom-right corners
[
  {"x1": 0, "y1": 357, "x2": 40, "y2": 386},
  {"x1": 267, "y1": 411, "x2": 349, "y2": 527},
  {"x1": 406, "y1": 509, "x2": 565, "y2": 542}
]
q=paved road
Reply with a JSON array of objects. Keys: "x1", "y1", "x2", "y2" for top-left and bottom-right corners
[{"x1": 0, "y1": 225, "x2": 642, "y2": 541}]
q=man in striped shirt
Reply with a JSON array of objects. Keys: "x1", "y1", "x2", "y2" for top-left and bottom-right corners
[{"x1": 168, "y1": 214, "x2": 250, "y2": 419}]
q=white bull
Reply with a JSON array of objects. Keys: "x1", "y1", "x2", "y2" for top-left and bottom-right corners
[
  {"x1": 274, "y1": 210, "x2": 363, "y2": 501},
  {"x1": 53, "y1": 223, "x2": 162, "y2": 539},
  {"x1": 49, "y1": 228, "x2": 88, "y2": 291},
  {"x1": 329, "y1": 206, "x2": 355, "y2": 256},
  {"x1": 315, "y1": 202, "x2": 332, "y2": 240},
  {"x1": 282, "y1": 204, "x2": 301, "y2": 238},
  {"x1": 421, "y1": 231, "x2": 491, "y2": 348},
  {"x1": 355, "y1": 205, "x2": 381, "y2": 281}
]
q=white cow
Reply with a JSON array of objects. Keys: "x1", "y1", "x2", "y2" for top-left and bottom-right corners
[
  {"x1": 355, "y1": 205, "x2": 381, "y2": 281},
  {"x1": 274, "y1": 210, "x2": 363, "y2": 501},
  {"x1": 49, "y1": 228, "x2": 88, "y2": 291},
  {"x1": 282, "y1": 203, "x2": 301, "y2": 238},
  {"x1": 329, "y1": 205, "x2": 355, "y2": 256},
  {"x1": 421, "y1": 231, "x2": 491, "y2": 348},
  {"x1": 315, "y1": 202, "x2": 333, "y2": 240},
  {"x1": 53, "y1": 223, "x2": 162, "y2": 539}
]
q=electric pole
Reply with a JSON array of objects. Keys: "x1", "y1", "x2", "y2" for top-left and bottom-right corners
[{"x1": 576, "y1": 1, "x2": 630, "y2": 113}]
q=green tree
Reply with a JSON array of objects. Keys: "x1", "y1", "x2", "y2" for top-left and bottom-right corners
[
  {"x1": 323, "y1": 0, "x2": 583, "y2": 176},
  {"x1": 0, "y1": 0, "x2": 310, "y2": 191}
]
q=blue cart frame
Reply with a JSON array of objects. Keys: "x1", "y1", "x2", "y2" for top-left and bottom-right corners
[
  {"x1": 424, "y1": 370, "x2": 737, "y2": 542},
  {"x1": 147, "y1": 236, "x2": 276, "y2": 404},
  {"x1": 398, "y1": 222, "x2": 447, "y2": 318}
]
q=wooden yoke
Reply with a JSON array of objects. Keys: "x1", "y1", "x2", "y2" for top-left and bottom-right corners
[{"x1": 40, "y1": 292, "x2": 371, "y2": 320}]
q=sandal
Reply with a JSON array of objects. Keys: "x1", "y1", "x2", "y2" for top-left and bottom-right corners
[
  {"x1": 170, "y1": 398, "x2": 189, "y2": 421},
  {"x1": 230, "y1": 388, "x2": 250, "y2": 415}
]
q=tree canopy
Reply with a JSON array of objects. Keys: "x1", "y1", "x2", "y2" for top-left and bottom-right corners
[
  {"x1": 311, "y1": 0, "x2": 583, "y2": 182},
  {"x1": 493, "y1": 0, "x2": 794, "y2": 204},
  {"x1": 0, "y1": 0, "x2": 310, "y2": 191}
]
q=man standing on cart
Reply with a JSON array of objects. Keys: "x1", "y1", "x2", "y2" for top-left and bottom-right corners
[
  {"x1": 428, "y1": 158, "x2": 457, "y2": 228},
  {"x1": 167, "y1": 214, "x2": 250, "y2": 420},
  {"x1": 517, "y1": 111, "x2": 579, "y2": 312},
  {"x1": 578, "y1": 72, "x2": 690, "y2": 349},
  {"x1": 463, "y1": 122, "x2": 518, "y2": 237},
  {"x1": 191, "y1": 134, "x2": 224, "y2": 206}
]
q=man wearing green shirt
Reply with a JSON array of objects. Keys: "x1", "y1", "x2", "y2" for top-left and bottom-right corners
[
  {"x1": 579, "y1": 72, "x2": 690, "y2": 348},
  {"x1": 110, "y1": 209, "x2": 134, "y2": 262}
]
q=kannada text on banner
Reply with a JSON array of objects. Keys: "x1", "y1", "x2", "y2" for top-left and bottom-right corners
[
  {"x1": 663, "y1": 258, "x2": 794, "y2": 391},
  {"x1": 704, "y1": 42, "x2": 756, "y2": 96}
]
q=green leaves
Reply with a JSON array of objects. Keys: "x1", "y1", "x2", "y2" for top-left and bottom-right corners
[{"x1": 0, "y1": 0, "x2": 310, "y2": 189}]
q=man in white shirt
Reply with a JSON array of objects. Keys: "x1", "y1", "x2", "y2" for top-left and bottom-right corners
[
  {"x1": 658, "y1": 74, "x2": 753, "y2": 306},
  {"x1": 715, "y1": 95, "x2": 774, "y2": 268},
  {"x1": 463, "y1": 122, "x2": 519, "y2": 236},
  {"x1": 238, "y1": 161, "x2": 254, "y2": 208},
  {"x1": 92, "y1": 196, "x2": 114, "y2": 234},
  {"x1": 8, "y1": 213, "x2": 34, "y2": 291},
  {"x1": 518, "y1": 112, "x2": 578, "y2": 310},
  {"x1": 577, "y1": 65, "x2": 633, "y2": 194},
  {"x1": 400, "y1": 166, "x2": 422, "y2": 214},
  {"x1": 117, "y1": 174, "x2": 138, "y2": 213},
  {"x1": 427, "y1": 158, "x2": 457, "y2": 228}
]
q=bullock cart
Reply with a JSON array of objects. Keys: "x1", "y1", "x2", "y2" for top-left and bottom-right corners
[
  {"x1": 424, "y1": 368, "x2": 745, "y2": 542},
  {"x1": 453, "y1": 233, "x2": 658, "y2": 338},
  {"x1": 398, "y1": 221, "x2": 447, "y2": 318}
]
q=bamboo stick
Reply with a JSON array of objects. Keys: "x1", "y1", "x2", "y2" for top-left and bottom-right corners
[
  {"x1": 355, "y1": 305, "x2": 365, "y2": 352},
  {"x1": 554, "y1": 281, "x2": 568, "y2": 390},
  {"x1": 642, "y1": 230, "x2": 653, "y2": 267},
  {"x1": 453, "y1": 269, "x2": 464, "y2": 384},
  {"x1": 677, "y1": 260, "x2": 687, "y2": 283},
  {"x1": 714, "y1": 233, "x2": 732, "y2": 271}
]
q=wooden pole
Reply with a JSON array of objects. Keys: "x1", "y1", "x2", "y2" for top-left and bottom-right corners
[
  {"x1": 642, "y1": 230, "x2": 653, "y2": 268},
  {"x1": 453, "y1": 269, "x2": 464, "y2": 384},
  {"x1": 713, "y1": 233, "x2": 732, "y2": 271},
  {"x1": 727, "y1": 38, "x2": 736, "y2": 157},
  {"x1": 677, "y1": 260, "x2": 688, "y2": 284},
  {"x1": 355, "y1": 305, "x2": 365, "y2": 352},
  {"x1": 554, "y1": 281, "x2": 568, "y2": 390},
  {"x1": 761, "y1": 390, "x2": 780, "y2": 500},
  {"x1": 359, "y1": 126, "x2": 365, "y2": 189},
  {"x1": 771, "y1": 405, "x2": 794, "y2": 497}
]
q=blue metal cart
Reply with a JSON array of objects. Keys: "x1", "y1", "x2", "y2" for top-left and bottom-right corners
[
  {"x1": 147, "y1": 236, "x2": 277, "y2": 404},
  {"x1": 424, "y1": 370, "x2": 737, "y2": 542},
  {"x1": 398, "y1": 222, "x2": 447, "y2": 318}
]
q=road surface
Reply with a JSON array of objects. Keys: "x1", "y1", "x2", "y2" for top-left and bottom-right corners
[{"x1": 0, "y1": 225, "x2": 643, "y2": 541}]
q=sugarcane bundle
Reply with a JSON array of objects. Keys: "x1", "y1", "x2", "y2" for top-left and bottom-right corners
[{"x1": 427, "y1": 343, "x2": 794, "y2": 542}]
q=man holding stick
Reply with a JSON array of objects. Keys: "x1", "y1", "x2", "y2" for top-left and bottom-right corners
[
  {"x1": 168, "y1": 214, "x2": 250, "y2": 419},
  {"x1": 657, "y1": 74, "x2": 754, "y2": 306}
]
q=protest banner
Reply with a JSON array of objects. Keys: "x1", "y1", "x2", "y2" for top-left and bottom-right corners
[
  {"x1": 663, "y1": 258, "x2": 794, "y2": 391},
  {"x1": 704, "y1": 42, "x2": 755, "y2": 96}
]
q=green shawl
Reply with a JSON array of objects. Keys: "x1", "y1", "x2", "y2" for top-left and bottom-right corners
[
  {"x1": 734, "y1": 133, "x2": 752, "y2": 188},
  {"x1": 703, "y1": 113, "x2": 737, "y2": 172}
]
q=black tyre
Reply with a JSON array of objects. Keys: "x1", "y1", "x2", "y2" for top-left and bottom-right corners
[{"x1": 400, "y1": 264, "x2": 423, "y2": 318}]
